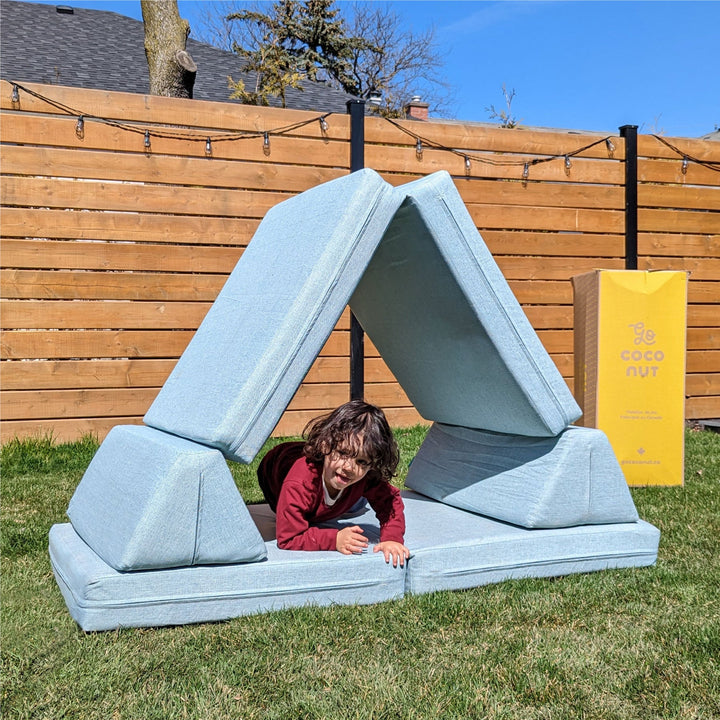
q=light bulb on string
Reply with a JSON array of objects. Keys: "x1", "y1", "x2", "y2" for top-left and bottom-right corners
[
  {"x1": 205, "y1": 137, "x2": 212, "y2": 156},
  {"x1": 564, "y1": 154, "x2": 572, "y2": 171},
  {"x1": 415, "y1": 137, "x2": 423, "y2": 158},
  {"x1": 606, "y1": 138, "x2": 615, "y2": 153},
  {"x1": 522, "y1": 162, "x2": 530, "y2": 180},
  {"x1": 75, "y1": 116, "x2": 84, "y2": 138},
  {"x1": 144, "y1": 130, "x2": 151, "y2": 149},
  {"x1": 11, "y1": 84, "x2": 20, "y2": 103},
  {"x1": 465, "y1": 156, "x2": 471, "y2": 173},
  {"x1": 319, "y1": 116, "x2": 329, "y2": 133},
  {"x1": 263, "y1": 132, "x2": 271, "y2": 155},
  {"x1": 682, "y1": 156, "x2": 689, "y2": 175}
]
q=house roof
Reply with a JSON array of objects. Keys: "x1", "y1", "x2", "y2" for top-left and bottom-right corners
[{"x1": 0, "y1": 0, "x2": 357, "y2": 113}]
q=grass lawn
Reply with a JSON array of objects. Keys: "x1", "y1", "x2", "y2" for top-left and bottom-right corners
[{"x1": 2, "y1": 427, "x2": 719, "y2": 720}]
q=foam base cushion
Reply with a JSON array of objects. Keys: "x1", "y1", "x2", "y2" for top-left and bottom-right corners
[
  {"x1": 401, "y1": 493, "x2": 659, "y2": 596},
  {"x1": 67, "y1": 425, "x2": 267, "y2": 571},
  {"x1": 144, "y1": 169, "x2": 403, "y2": 463},
  {"x1": 351, "y1": 171, "x2": 581, "y2": 437},
  {"x1": 49, "y1": 521, "x2": 406, "y2": 632},
  {"x1": 50, "y1": 495, "x2": 659, "y2": 631},
  {"x1": 405, "y1": 423, "x2": 639, "y2": 528}
]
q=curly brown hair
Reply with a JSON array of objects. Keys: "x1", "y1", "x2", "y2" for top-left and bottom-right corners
[{"x1": 302, "y1": 400, "x2": 399, "y2": 481}]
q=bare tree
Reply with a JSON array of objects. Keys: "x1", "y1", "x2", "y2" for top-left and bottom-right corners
[
  {"x1": 345, "y1": 2, "x2": 452, "y2": 117},
  {"x1": 193, "y1": 0, "x2": 452, "y2": 116},
  {"x1": 485, "y1": 84, "x2": 522, "y2": 128},
  {"x1": 141, "y1": 0, "x2": 197, "y2": 98}
]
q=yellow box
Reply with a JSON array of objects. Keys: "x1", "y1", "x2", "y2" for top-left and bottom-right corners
[{"x1": 573, "y1": 270, "x2": 688, "y2": 486}]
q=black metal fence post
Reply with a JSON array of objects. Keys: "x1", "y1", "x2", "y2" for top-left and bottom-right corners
[
  {"x1": 347, "y1": 99, "x2": 366, "y2": 401},
  {"x1": 620, "y1": 125, "x2": 639, "y2": 270}
]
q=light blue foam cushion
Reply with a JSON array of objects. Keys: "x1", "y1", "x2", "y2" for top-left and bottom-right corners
[
  {"x1": 50, "y1": 495, "x2": 659, "y2": 631},
  {"x1": 144, "y1": 169, "x2": 403, "y2": 463},
  {"x1": 351, "y1": 171, "x2": 580, "y2": 437},
  {"x1": 66, "y1": 425, "x2": 267, "y2": 571},
  {"x1": 405, "y1": 423, "x2": 639, "y2": 528},
  {"x1": 49, "y1": 521, "x2": 405, "y2": 631},
  {"x1": 401, "y1": 493, "x2": 659, "y2": 596}
]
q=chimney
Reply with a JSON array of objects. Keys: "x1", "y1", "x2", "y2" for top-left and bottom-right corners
[{"x1": 405, "y1": 95, "x2": 429, "y2": 121}]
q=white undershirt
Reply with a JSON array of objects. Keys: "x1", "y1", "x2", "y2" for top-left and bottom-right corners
[{"x1": 322, "y1": 481, "x2": 343, "y2": 507}]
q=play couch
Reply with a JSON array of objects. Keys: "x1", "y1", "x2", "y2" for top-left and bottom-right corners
[{"x1": 49, "y1": 170, "x2": 660, "y2": 631}]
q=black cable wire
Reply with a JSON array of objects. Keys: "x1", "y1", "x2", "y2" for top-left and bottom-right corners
[
  {"x1": 10, "y1": 83, "x2": 717, "y2": 176},
  {"x1": 383, "y1": 115, "x2": 617, "y2": 171},
  {"x1": 10, "y1": 82, "x2": 333, "y2": 145},
  {"x1": 651, "y1": 134, "x2": 720, "y2": 173}
]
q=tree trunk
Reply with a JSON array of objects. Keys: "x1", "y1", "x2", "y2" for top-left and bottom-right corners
[{"x1": 141, "y1": 0, "x2": 197, "y2": 98}]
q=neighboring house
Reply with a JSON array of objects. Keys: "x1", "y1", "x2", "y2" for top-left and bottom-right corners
[{"x1": 0, "y1": 0, "x2": 356, "y2": 113}]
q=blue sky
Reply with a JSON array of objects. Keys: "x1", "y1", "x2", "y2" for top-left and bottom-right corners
[{"x1": 21, "y1": 0, "x2": 719, "y2": 137}]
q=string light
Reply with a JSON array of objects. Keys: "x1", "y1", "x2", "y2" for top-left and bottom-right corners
[
  {"x1": 651, "y1": 134, "x2": 720, "y2": 174},
  {"x1": 319, "y1": 116, "x2": 329, "y2": 133},
  {"x1": 7, "y1": 83, "x2": 336, "y2": 156},
  {"x1": 16, "y1": 83, "x2": 716, "y2": 180},
  {"x1": 75, "y1": 115, "x2": 84, "y2": 137},
  {"x1": 205, "y1": 137, "x2": 212, "y2": 156},
  {"x1": 465, "y1": 156, "x2": 471, "y2": 172},
  {"x1": 564, "y1": 154, "x2": 572, "y2": 171}
]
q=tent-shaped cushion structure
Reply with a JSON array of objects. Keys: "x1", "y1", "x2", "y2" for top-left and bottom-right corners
[{"x1": 49, "y1": 169, "x2": 660, "y2": 631}]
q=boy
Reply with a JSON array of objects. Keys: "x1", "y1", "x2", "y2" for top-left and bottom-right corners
[{"x1": 257, "y1": 400, "x2": 410, "y2": 567}]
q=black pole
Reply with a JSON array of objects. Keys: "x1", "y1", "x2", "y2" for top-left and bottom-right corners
[
  {"x1": 620, "y1": 125, "x2": 638, "y2": 270},
  {"x1": 347, "y1": 100, "x2": 365, "y2": 400}
]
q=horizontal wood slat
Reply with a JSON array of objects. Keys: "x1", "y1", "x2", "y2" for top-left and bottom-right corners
[
  {"x1": 2, "y1": 81, "x2": 718, "y2": 443},
  {"x1": 1, "y1": 207, "x2": 259, "y2": 245},
  {"x1": 0, "y1": 355, "x2": 350, "y2": 391},
  {"x1": 1, "y1": 239, "x2": 243, "y2": 273},
  {"x1": 1, "y1": 144, "x2": 346, "y2": 192},
  {"x1": 2, "y1": 176, "x2": 290, "y2": 219},
  {"x1": 1, "y1": 269, "x2": 227, "y2": 301}
]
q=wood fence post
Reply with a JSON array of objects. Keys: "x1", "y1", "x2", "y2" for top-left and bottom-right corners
[
  {"x1": 619, "y1": 125, "x2": 638, "y2": 270},
  {"x1": 347, "y1": 99, "x2": 366, "y2": 401}
]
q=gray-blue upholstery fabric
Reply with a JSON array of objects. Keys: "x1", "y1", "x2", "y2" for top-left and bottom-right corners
[
  {"x1": 49, "y1": 520, "x2": 406, "y2": 632},
  {"x1": 66, "y1": 425, "x2": 267, "y2": 571},
  {"x1": 405, "y1": 423, "x2": 639, "y2": 528},
  {"x1": 400, "y1": 493, "x2": 659, "y2": 595},
  {"x1": 49, "y1": 493, "x2": 659, "y2": 631},
  {"x1": 351, "y1": 171, "x2": 581, "y2": 436},
  {"x1": 143, "y1": 169, "x2": 403, "y2": 463}
]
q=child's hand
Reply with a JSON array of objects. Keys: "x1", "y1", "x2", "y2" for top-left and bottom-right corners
[
  {"x1": 336, "y1": 525, "x2": 369, "y2": 554},
  {"x1": 374, "y1": 541, "x2": 411, "y2": 568}
]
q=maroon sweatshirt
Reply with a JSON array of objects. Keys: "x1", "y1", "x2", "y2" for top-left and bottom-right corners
[{"x1": 257, "y1": 442, "x2": 405, "y2": 551}]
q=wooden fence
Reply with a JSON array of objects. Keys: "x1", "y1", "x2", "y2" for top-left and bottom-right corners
[{"x1": 1, "y1": 81, "x2": 718, "y2": 443}]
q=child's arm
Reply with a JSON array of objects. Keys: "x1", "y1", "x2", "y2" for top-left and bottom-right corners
[
  {"x1": 275, "y1": 478, "x2": 339, "y2": 551},
  {"x1": 365, "y1": 481, "x2": 410, "y2": 566},
  {"x1": 364, "y1": 481, "x2": 406, "y2": 544}
]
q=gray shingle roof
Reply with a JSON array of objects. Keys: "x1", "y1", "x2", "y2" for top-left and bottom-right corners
[{"x1": 0, "y1": 0, "x2": 357, "y2": 112}]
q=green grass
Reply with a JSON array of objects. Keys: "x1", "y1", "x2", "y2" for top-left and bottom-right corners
[{"x1": 2, "y1": 427, "x2": 719, "y2": 720}]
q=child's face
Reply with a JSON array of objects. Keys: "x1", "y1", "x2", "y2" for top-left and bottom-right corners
[{"x1": 322, "y1": 441, "x2": 371, "y2": 497}]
